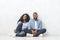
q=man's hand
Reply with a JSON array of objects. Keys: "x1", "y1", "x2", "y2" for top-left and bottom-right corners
[
  {"x1": 30, "y1": 27, "x2": 37, "y2": 35},
  {"x1": 34, "y1": 30, "x2": 37, "y2": 33},
  {"x1": 31, "y1": 30, "x2": 37, "y2": 35},
  {"x1": 31, "y1": 30, "x2": 35, "y2": 34}
]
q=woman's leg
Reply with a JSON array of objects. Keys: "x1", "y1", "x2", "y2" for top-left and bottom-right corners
[
  {"x1": 16, "y1": 31, "x2": 26, "y2": 37},
  {"x1": 23, "y1": 28, "x2": 32, "y2": 34}
]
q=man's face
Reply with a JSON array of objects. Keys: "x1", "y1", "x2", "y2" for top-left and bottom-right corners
[{"x1": 33, "y1": 13, "x2": 38, "y2": 19}]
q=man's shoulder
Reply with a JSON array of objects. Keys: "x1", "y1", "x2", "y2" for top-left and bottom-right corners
[
  {"x1": 29, "y1": 19, "x2": 42, "y2": 21},
  {"x1": 38, "y1": 19, "x2": 42, "y2": 22}
]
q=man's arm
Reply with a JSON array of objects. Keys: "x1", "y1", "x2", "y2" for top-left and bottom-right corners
[{"x1": 38, "y1": 20, "x2": 42, "y2": 30}]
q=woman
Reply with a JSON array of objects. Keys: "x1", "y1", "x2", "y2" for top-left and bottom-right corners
[{"x1": 14, "y1": 13, "x2": 30, "y2": 37}]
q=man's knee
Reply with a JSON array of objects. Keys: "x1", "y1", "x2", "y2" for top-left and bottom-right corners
[
  {"x1": 41, "y1": 28, "x2": 46, "y2": 33},
  {"x1": 38, "y1": 28, "x2": 46, "y2": 34},
  {"x1": 43, "y1": 28, "x2": 46, "y2": 32}
]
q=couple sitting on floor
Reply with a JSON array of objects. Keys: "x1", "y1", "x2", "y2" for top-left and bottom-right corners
[{"x1": 14, "y1": 12, "x2": 46, "y2": 37}]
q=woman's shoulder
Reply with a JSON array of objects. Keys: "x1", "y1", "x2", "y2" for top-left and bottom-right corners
[{"x1": 17, "y1": 21, "x2": 22, "y2": 24}]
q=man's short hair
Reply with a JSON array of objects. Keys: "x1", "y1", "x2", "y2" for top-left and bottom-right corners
[{"x1": 33, "y1": 12, "x2": 38, "y2": 15}]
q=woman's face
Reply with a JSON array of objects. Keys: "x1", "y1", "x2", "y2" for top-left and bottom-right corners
[{"x1": 23, "y1": 15, "x2": 27, "y2": 20}]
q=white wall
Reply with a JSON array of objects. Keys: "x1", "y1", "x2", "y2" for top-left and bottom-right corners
[{"x1": 0, "y1": 0, "x2": 60, "y2": 35}]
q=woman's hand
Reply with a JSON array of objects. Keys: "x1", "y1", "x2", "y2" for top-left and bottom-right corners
[{"x1": 14, "y1": 29, "x2": 17, "y2": 33}]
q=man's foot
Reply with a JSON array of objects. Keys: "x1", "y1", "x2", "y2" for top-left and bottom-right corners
[
  {"x1": 27, "y1": 33, "x2": 33, "y2": 37},
  {"x1": 33, "y1": 35, "x2": 38, "y2": 37},
  {"x1": 40, "y1": 34, "x2": 44, "y2": 37},
  {"x1": 32, "y1": 33, "x2": 38, "y2": 37}
]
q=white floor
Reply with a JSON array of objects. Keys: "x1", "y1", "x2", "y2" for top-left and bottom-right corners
[{"x1": 0, "y1": 34, "x2": 60, "y2": 40}]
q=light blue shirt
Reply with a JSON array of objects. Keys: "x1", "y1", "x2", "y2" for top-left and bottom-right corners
[{"x1": 28, "y1": 19, "x2": 42, "y2": 30}]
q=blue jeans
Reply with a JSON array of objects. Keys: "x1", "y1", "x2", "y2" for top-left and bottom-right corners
[{"x1": 23, "y1": 28, "x2": 46, "y2": 36}]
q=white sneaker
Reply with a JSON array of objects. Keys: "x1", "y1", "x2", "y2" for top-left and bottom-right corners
[
  {"x1": 27, "y1": 33, "x2": 33, "y2": 37},
  {"x1": 40, "y1": 34, "x2": 44, "y2": 37}
]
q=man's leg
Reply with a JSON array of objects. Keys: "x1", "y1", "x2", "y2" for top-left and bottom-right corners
[{"x1": 35, "y1": 28, "x2": 46, "y2": 36}]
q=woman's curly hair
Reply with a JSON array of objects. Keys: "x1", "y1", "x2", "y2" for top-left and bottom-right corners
[{"x1": 18, "y1": 13, "x2": 30, "y2": 23}]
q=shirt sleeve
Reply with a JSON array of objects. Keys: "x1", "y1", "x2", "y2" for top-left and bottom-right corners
[
  {"x1": 27, "y1": 20, "x2": 31, "y2": 29},
  {"x1": 38, "y1": 20, "x2": 42, "y2": 30}
]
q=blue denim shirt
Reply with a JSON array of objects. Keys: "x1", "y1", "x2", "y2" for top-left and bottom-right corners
[{"x1": 28, "y1": 19, "x2": 42, "y2": 30}]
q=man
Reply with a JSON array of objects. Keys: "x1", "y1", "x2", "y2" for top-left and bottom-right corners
[{"x1": 23, "y1": 12, "x2": 46, "y2": 37}]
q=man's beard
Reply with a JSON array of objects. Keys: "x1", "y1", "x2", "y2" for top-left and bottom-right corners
[{"x1": 34, "y1": 18, "x2": 37, "y2": 20}]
